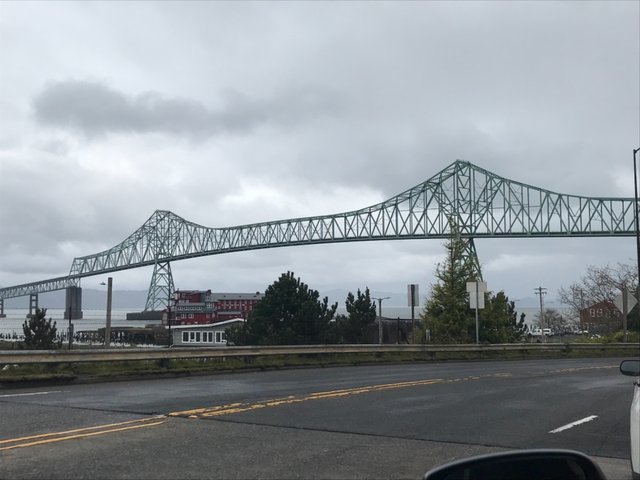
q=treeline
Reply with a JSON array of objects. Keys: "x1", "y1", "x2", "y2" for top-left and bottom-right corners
[
  {"x1": 225, "y1": 272, "x2": 378, "y2": 345},
  {"x1": 228, "y1": 224, "x2": 529, "y2": 346}
]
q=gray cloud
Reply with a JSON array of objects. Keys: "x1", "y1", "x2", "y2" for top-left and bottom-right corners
[
  {"x1": 32, "y1": 80, "x2": 341, "y2": 138},
  {"x1": 1, "y1": 2, "x2": 638, "y2": 302}
]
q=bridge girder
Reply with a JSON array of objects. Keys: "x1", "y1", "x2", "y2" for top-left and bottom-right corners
[{"x1": 1, "y1": 160, "x2": 636, "y2": 301}]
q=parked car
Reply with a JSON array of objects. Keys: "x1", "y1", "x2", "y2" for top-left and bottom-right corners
[
  {"x1": 531, "y1": 328, "x2": 552, "y2": 337},
  {"x1": 620, "y1": 359, "x2": 640, "y2": 480}
]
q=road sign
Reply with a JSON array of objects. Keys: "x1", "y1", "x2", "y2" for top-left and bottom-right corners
[
  {"x1": 466, "y1": 281, "x2": 487, "y2": 309},
  {"x1": 407, "y1": 284, "x2": 419, "y2": 307},
  {"x1": 613, "y1": 290, "x2": 637, "y2": 313}
]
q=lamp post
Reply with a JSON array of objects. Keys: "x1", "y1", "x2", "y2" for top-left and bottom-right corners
[
  {"x1": 67, "y1": 305, "x2": 73, "y2": 350},
  {"x1": 100, "y1": 278, "x2": 113, "y2": 348},
  {"x1": 372, "y1": 296, "x2": 390, "y2": 345},
  {"x1": 167, "y1": 306, "x2": 172, "y2": 347},
  {"x1": 634, "y1": 148, "x2": 640, "y2": 312},
  {"x1": 534, "y1": 286, "x2": 547, "y2": 342}
]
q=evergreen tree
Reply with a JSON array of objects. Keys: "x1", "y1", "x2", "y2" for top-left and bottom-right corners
[
  {"x1": 420, "y1": 221, "x2": 525, "y2": 344},
  {"x1": 421, "y1": 222, "x2": 477, "y2": 343},
  {"x1": 479, "y1": 291, "x2": 527, "y2": 343},
  {"x1": 22, "y1": 307, "x2": 58, "y2": 349},
  {"x1": 226, "y1": 272, "x2": 337, "y2": 345},
  {"x1": 337, "y1": 287, "x2": 377, "y2": 343}
]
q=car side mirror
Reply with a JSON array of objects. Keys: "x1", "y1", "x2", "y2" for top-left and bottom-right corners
[
  {"x1": 620, "y1": 359, "x2": 640, "y2": 376},
  {"x1": 423, "y1": 449, "x2": 607, "y2": 480}
]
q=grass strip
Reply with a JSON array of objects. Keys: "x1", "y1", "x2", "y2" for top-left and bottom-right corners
[{"x1": 1, "y1": 344, "x2": 636, "y2": 386}]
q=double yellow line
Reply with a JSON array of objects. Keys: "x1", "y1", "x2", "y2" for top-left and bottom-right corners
[
  {"x1": 0, "y1": 416, "x2": 166, "y2": 452},
  {"x1": 0, "y1": 371, "x2": 517, "y2": 451},
  {"x1": 168, "y1": 376, "x2": 494, "y2": 419},
  {"x1": 170, "y1": 373, "x2": 519, "y2": 419}
]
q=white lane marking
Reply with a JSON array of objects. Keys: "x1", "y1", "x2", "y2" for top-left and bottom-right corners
[
  {"x1": 0, "y1": 390, "x2": 63, "y2": 398},
  {"x1": 549, "y1": 415, "x2": 598, "y2": 433}
]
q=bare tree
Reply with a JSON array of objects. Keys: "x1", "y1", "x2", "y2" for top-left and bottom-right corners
[
  {"x1": 558, "y1": 262, "x2": 638, "y2": 319},
  {"x1": 534, "y1": 308, "x2": 575, "y2": 333}
]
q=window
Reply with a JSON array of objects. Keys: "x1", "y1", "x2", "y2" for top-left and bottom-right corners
[
  {"x1": 182, "y1": 332, "x2": 188, "y2": 343},
  {"x1": 195, "y1": 332, "x2": 201, "y2": 342},
  {"x1": 189, "y1": 332, "x2": 195, "y2": 342},
  {"x1": 215, "y1": 331, "x2": 227, "y2": 344},
  {"x1": 208, "y1": 332, "x2": 213, "y2": 342}
]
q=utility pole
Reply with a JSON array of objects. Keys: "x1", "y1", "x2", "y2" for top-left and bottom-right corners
[
  {"x1": 534, "y1": 287, "x2": 547, "y2": 342},
  {"x1": 67, "y1": 305, "x2": 73, "y2": 350},
  {"x1": 633, "y1": 148, "x2": 640, "y2": 332},
  {"x1": 167, "y1": 290, "x2": 173, "y2": 348},
  {"x1": 408, "y1": 284, "x2": 419, "y2": 343},
  {"x1": 622, "y1": 286, "x2": 629, "y2": 343},
  {"x1": 372, "y1": 296, "x2": 390, "y2": 345},
  {"x1": 475, "y1": 281, "x2": 479, "y2": 344},
  {"x1": 105, "y1": 277, "x2": 112, "y2": 348}
]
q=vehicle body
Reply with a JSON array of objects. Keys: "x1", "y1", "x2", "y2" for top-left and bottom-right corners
[
  {"x1": 531, "y1": 328, "x2": 552, "y2": 337},
  {"x1": 620, "y1": 359, "x2": 640, "y2": 480},
  {"x1": 423, "y1": 449, "x2": 607, "y2": 480}
]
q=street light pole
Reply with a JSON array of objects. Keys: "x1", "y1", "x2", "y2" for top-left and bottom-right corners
[
  {"x1": 372, "y1": 296, "x2": 390, "y2": 345},
  {"x1": 167, "y1": 290, "x2": 173, "y2": 348},
  {"x1": 634, "y1": 148, "x2": 640, "y2": 311},
  {"x1": 534, "y1": 286, "x2": 547, "y2": 342},
  {"x1": 105, "y1": 277, "x2": 112, "y2": 348}
]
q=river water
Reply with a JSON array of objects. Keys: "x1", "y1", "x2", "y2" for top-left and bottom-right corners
[
  {"x1": 1, "y1": 305, "x2": 550, "y2": 338},
  {"x1": 0, "y1": 309, "x2": 163, "y2": 338}
]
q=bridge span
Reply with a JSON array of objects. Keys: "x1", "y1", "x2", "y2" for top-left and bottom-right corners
[{"x1": 0, "y1": 160, "x2": 636, "y2": 316}]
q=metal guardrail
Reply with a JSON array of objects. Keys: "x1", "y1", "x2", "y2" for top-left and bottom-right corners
[{"x1": 0, "y1": 343, "x2": 638, "y2": 365}]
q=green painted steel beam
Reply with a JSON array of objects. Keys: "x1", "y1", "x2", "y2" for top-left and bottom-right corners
[{"x1": 1, "y1": 160, "x2": 636, "y2": 300}]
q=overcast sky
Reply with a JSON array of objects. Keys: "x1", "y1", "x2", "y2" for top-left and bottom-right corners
[{"x1": 0, "y1": 1, "x2": 638, "y2": 307}]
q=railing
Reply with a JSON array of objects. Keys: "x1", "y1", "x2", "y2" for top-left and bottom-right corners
[{"x1": 1, "y1": 343, "x2": 637, "y2": 365}]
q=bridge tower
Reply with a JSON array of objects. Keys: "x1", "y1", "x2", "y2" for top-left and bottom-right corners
[
  {"x1": 64, "y1": 286, "x2": 83, "y2": 320},
  {"x1": 28, "y1": 293, "x2": 38, "y2": 317},
  {"x1": 462, "y1": 238, "x2": 483, "y2": 281},
  {"x1": 442, "y1": 160, "x2": 484, "y2": 281},
  {"x1": 145, "y1": 261, "x2": 175, "y2": 311}
]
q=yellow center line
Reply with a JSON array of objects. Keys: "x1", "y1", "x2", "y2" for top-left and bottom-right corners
[
  {"x1": 548, "y1": 365, "x2": 617, "y2": 374},
  {"x1": 0, "y1": 366, "x2": 603, "y2": 453},
  {"x1": 0, "y1": 421, "x2": 166, "y2": 452},
  {"x1": 172, "y1": 368, "x2": 604, "y2": 420},
  {"x1": 171, "y1": 368, "x2": 604, "y2": 420},
  {"x1": 167, "y1": 402, "x2": 243, "y2": 417},
  {"x1": 0, "y1": 416, "x2": 165, "y2": 446},
  {"x1": 172, "y1": 378, "x2": 448, "y2": 418}
]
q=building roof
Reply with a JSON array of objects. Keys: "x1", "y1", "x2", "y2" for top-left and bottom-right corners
[
  {"x1": 168, "y1": 318, "x2": 245, "y2": 330},
  {"x1": 579, "y1": 300, "x2": 621, "y2": 314},
  {"x1": 210, "y1": 292, "x2": 263, "y2": 301}
]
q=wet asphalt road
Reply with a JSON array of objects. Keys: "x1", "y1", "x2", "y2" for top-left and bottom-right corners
[{"x1": 0, "y1": 357, "x2": 636, "y2": 479}]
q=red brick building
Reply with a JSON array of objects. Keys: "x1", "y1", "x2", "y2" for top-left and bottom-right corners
[
  {"x1": 579, "y1": 300, "x2": 623, "y2": 334},
  {"x1": 170, "y1": 290, "x2": 263, "y2": 325},
  {"x1": 211, "y1": 292, "x2": 264, "y2": 321}
]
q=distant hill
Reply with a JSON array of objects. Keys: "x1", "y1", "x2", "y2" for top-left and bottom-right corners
[
  {"x1": 4, "y1": 289, "x2": 148, "y2": 310},
  {"x1": 3, "y1": 288, "x2": 560, "y2": 311}
]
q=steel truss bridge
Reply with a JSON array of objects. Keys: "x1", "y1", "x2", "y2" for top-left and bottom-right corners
[{"x1": 1, "y1": 160, "x2": 636, "y2": 311}]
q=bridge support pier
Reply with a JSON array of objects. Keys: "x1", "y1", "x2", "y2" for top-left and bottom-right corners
[
  {"x1": 0, "y1": 298, "x2": 5, "y2": 318},
  {"x1": 64, "y1": 286, "x2": 83, "y2": 320},
  {"x1": 28, "y1": 293, "x2": 38, "y2": 318},
  {"x1": 145, "y1": 261, "x2": 175, "y2": 311}
]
